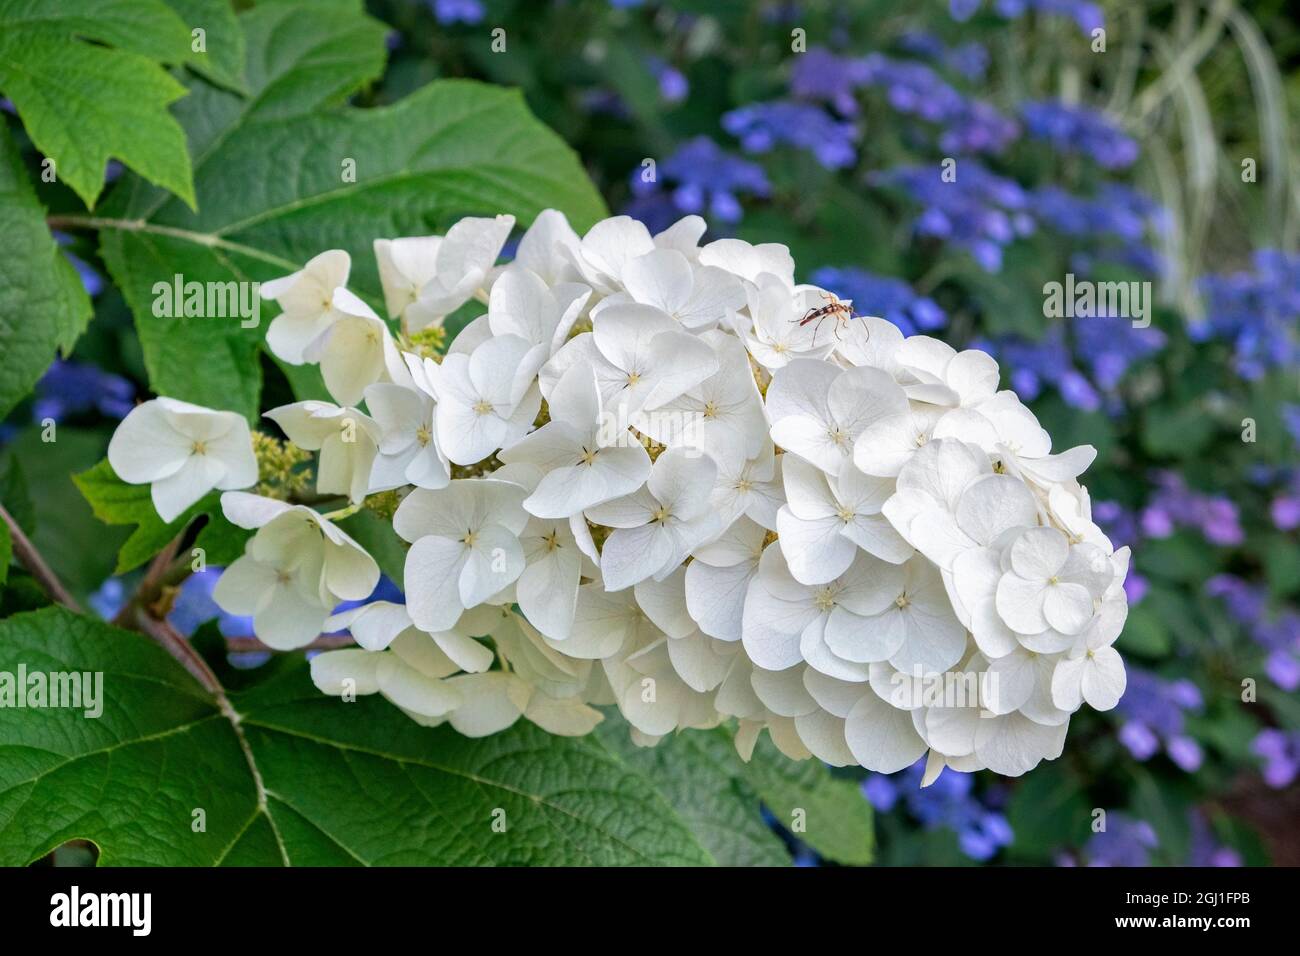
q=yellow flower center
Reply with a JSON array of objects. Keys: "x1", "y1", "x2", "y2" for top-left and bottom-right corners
[
  {"x1": 813, "y1": 586, "x2": 836, "y2": 611},
  {"x1": 415, "y1": 424, "x2": 432, "y2": 447}
]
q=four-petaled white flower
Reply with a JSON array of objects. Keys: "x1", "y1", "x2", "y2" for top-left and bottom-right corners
[
  {"x1": 499, "y1": 363, "x2": 651, "y2": 519},
  {"x1": 108, "y1": 398, "x2": 257, "y2": 522},
  {"x1": 736, "y1": 275, "x2": 838, "y2": 369},
  {"x1": 213, "y1": 492, "x2": 379, "y2": 649},
  {"x1": 777, "y1": 455, "x2": 912, "y2": 584},
  {"x1": 766, "y1": 359, "x2": 907, "y2": 477},
  {"x1": 430, "y1": 334, "x2": 544, "y2": 466},
  {"x1": 394, "y1": 477, "x2": 530, "y2": 632},
  {"x1": 586, "y1": 448, "x2": 721, "y2": 591}
]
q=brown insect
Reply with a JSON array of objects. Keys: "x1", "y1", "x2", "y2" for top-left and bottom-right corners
[{"x1": 793, "y1": 292, "x2": 861, "y2": 347}]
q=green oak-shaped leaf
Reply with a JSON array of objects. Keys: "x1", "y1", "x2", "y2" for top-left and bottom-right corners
[
  {"x1": 0, "y1": 0, "x2": 197, "y2": 209},
  {"x1": 0, "y1": 607, "x2": 712, "y2": 865}
]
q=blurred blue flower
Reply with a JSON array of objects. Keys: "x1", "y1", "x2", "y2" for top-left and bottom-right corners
[
  {"x1": 625, "y1": 136, "x2": 769, "y2": 232},
  {"x1": 949, "y1": 0, "x2": 981, "y2": 20},
  {"x1": 1115, "y1": 669, "x2": 1205, "y2": 771},
  {"x1": 874, "y1": 162, "x2": 1033, "y2": 271},
  {"x1": 89, "y1": 577, "x2": 127, "y2": 620},
  {"x1": 1252, "y1": 728, "x2": 1300, "y2": 788},
  {"x1": 1077, "y1": 813, "x2": 1157, "y2": 866},
  {"x1": 646, "y1": 57, "x2": 688, "y2": 103},
  {"x1": 1073, "y1": 314, "x2": 1165, "y2": 389},
  {"x1": 1207, "y1": 574, "x2": 1300, "y2": 692},
  {"x1": 1195, "y1": 249, "x2": 1300, "y2": 379},
  {"x1": 995, "y1": 0, "x2": 1103, "y2": 34},
  {"x1": 897, "y1": 32, "x2": 989, "y2": 81},
  {"x1": 1143, "y1": 471, "x2": 1243, "y2": 546},
  {"x1": 858, "y1": 54, "x2": 1017, "y2": 154},
  {"x1": 790, "y1": 47, "x2": 872, "y2": 116},
  {"x1": 809, "y1": 266, "x2": 946, "y2": 335},
  {"x1": 32, "y1": 359, "x2": 134, "y2": 423},
  {"x1": 863, "y1": 758, "x2": 1013, "y2": 862},
  {"x1": 430, "y1": 0, "x2": 484, "y2": 25},
  {"x1": 1022, "y1": 100, "x2": 1138, "y2": 169},
  {"x1": 1187, "y1": 811, "x2": 1243, "y2": 866},
  {"x1": 722, "y1": 100, "x2": 858, "y2": 169}
]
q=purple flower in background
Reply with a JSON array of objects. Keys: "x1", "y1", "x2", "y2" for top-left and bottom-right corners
[
  {"x1": 790, "y1": 47, "x2": 871, "y2": 116},
  {"x1": 874, "y1": 162, "x2": 1032, "y2": 271},
  {"x1": 1252, "y1": 728, "x2": 1300, "y2": 788},
  {"x1": 1079, "y1": 813, "x2": 1157, "y2": 866},
  {"x1": 625, "y1": 136, "x2": 769, "y2": 232},
  {"x1": 1195, "y1": 249, "x2": 1300, "y2": 380},
  {"x1": 995, "y1": 0, "x2": 1104, "y2": 34},
  {"x1": 1022, "y1": 100, "x2": 1138, "y2": 169},
  {"x1": 858, "y1": 54, "x2": 1017, "y2": 155},
  {"x1": 975, "y1": 328, "x2": 1102, "y2": 411},
  {"x1": 941, "y1": 99, "x2": 1020, "y2": 154},
  {"x1": 897, "y1": 32, "x2": 989, "y2": 81},
  {"x1": 1206, "y1": 574, "x2": 1300, "y2": 691},
  {"x1": 430, "y1": 0, "x2": 484, "y2": 26},
  {"x1": 1143, "y1": 471, "x2": 1243, "y2": 546},
  {"x1": 1116, "y1": 669, "x2": 1204, "y2": 770},
  {"x1": 647, "y1": 56, "x2": 688, "y2": 103},
  {"x1": 1073, "y1": 315, "x2": 1166, "y2": 389},
  {"x1": 1187, "y1": 811, "x2": 1243, "y2": 866},
  {"x1": 809, "y1": 266, "x2": 946, "y2": 335},
  {"x1": 1283, "y1": 405, "x2": 1300, "y2": 448},
  {"x1": 89, "y1": 577, "x2": 128, "y2": 620},
  {"x1": 1032, "y1": 185, "x2": 1165, "y2": 278},
  {"x1": 949, "y1": 0, "x2": 982, "y2": 20},
  {"x1": 864, "y1": 758, "x2": 1013, "y2": 862},
  {"x1": 32, "y1": 360, "x2": 134, "y2": 423},
  {"x1": 722, "y1": 100, "x2": 859, "y2": 169},
  {"x1": 1272, "y1": 493, "x2": 1300, "y2": 532}
]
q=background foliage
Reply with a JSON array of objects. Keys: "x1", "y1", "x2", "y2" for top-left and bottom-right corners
[{"x1": 1, "y1": 0, "x2": 1298, "y2": 866}]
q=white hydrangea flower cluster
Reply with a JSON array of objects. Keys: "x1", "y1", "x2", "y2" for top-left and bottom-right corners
[{"x1": 106, "y1": 210, "x2": 1130, "y2": 784}]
